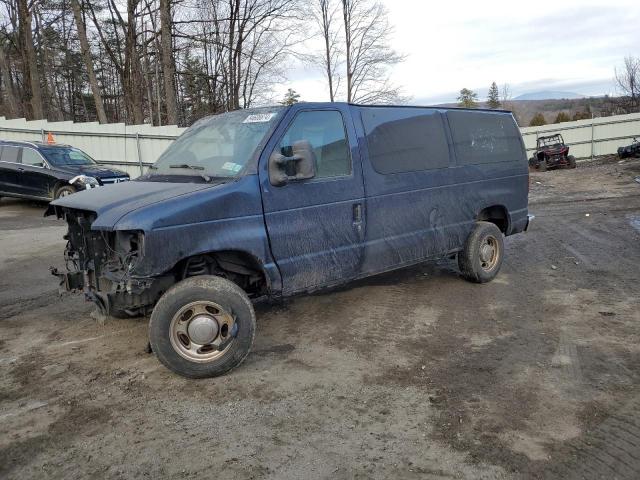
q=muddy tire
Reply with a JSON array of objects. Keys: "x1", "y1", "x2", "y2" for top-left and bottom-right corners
[
  {"x1": 149, "y1": 275, "x2": 256, "y2": 378},
  {"x1": 538, "y1": 159, "x2": 547, "y2": 172},
  {"x1": 568, "y1": 155, "x2": 576, "y2": 169},
  {"x1": 458, "y1": 221, "x2": 504, "y2": 284},
  {"x1": 54, "y1": 185, "x2": 76, "y2": 199}
]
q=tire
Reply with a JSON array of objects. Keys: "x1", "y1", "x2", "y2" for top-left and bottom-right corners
[
  {"x1": 54, "y1": 185, "x2": 77, "y2": 199},
  {"x1": 458, "y1": 221, "x2": 505, "y2": 284},
  {"x1": 538, "y1": 159, "x2": 547, "y2": 172},
  {"x1": 149, "y1": 275, "x2": 256, "y2": 378},
  {"x1": 568, "y1": 155, "x2": 576, "y2": 169}
]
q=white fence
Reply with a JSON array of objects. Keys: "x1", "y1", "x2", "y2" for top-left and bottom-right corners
[
  {"x1": 520, "y1": 112, "x2": 640, "y2": 160},
  {"x1": 1, "y1": 111, "x2": 639, "y2": 178},
  {"x1": 0, "y1": 117, "x2": 185, "y2": 178}
]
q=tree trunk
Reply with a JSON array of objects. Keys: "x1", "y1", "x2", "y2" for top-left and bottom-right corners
[
  {"x1": 17, "y1": 0, "x2": 44, "y2": 119},
  {"x1": 160, "y1": 0, "x2": 178, "y2": 125},
  {"x1": 320, "y1": 0, "x2": 335, "y2": 102},
  {"x1": 342, "y1": 0, "x2": 352, "y2": 102},
  {"x1": 0, "y1": 45, "x2": 21, "y2": 117},
  {"x1": 71, "y1": 0, "x2": 108, "y2": 123},
  {"x1": 123, "y1": 0, "x2": 144, "y2": 124}
]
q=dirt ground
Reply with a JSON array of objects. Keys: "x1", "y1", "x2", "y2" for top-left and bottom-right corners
[{"x1": 1, "y1": 156, "x2": 639, "y2": 480}]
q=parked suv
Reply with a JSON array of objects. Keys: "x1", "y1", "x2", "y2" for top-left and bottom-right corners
[
  {"x1": 47, "y1": 103, "x2": 532, "y2": 378},
  {"x1": 0, "y1": 140, "x2": 129, "y2": 201}
]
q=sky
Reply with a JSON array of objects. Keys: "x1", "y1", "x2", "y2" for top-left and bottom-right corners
[{"x1": 280, "y1": 0, "x2": 640, "y2": 104}]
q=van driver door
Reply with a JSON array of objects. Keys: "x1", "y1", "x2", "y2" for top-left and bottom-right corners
[{"x1": 259, "y1": 106, "x2": 366, "y2": 294}]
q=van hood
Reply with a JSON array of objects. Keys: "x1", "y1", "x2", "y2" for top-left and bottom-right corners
[
  {"x1": 53, "y1": 164, "x2": 129, "y2": 178},
  {"x1": 48, "y1": 180, "x2": 222, "y2": 229}
]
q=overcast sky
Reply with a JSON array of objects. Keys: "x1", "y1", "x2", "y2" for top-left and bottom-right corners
[{"x1": 282, "y1": 0, "x2": 640, "y2": 104}]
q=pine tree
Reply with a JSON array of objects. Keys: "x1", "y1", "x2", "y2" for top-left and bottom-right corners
[
  {"x1": 457, "y1": 88, "x2": 478, "y2": 108},
  {"x1": 529, "y1": 113, "x2": 547, "y2": 126},
  {"x1": 554, "y1": 112, "x2": 571, "y2": 123},
  {"x1": 281, "y1": 88, "x2": 301, "y2": 106},
  {"x1": 487, "y1": 82, "x2": 501, "y2": 109}
]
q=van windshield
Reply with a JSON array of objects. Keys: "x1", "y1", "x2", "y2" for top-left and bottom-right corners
[{"x1": 152, "y1": 107, "x2": 283, "y2": 179}]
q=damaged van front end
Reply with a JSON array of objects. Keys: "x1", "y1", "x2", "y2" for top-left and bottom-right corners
[{"x1": 48, "y1": 206, "x2": 173, "y2": 316}]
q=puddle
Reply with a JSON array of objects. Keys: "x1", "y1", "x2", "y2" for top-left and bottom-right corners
[{"x1": 629, "y1": 215, "x2": 640, "y2": 233}]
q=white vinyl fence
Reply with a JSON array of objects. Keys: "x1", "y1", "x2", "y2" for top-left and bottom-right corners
[
  {"x1": 520, "y1": 112, "x2": 640, "y2": 160},
  {"x1": 1, "y1": 111, "x2": 639, "y2": 178},
  {"x1": 0, "y1": 117, "x2": 185, "y2": 178}
]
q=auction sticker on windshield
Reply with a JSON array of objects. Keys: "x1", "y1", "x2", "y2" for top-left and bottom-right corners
[
  {"x1": 243, "y1": 113, "x2": 276, "y2": 123},
  {"x1": 222, "y1": 162, "x2": 243, "y2": 173}
]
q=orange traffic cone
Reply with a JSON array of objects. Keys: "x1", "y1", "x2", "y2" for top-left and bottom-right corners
[{"x1": 46, "y1": 132, "x2": 55, "y2": 144}]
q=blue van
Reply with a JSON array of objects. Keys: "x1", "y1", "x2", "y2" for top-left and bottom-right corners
[{"x1": 47, "y1": 102, "x2": 531, "y2": 378}]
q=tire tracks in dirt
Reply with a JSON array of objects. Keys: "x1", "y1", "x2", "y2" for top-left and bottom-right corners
[{"x1": 545, "y1": 395, "x2": 640, "y2": 479}]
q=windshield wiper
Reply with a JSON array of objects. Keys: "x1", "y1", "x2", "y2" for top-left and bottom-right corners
[{"x1": 169, "y1": 163, "x2": 204, "y2": 170}]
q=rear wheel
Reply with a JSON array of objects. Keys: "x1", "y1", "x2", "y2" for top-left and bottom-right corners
[
  {"x1": 54, "y1": 185, "x2": 76, "y2": 199},
  {"x1": 568, "y1": 155, "x2": 576, "y2": 169},
  {"x1": 149, "y1": 275, "x2": 256, "y2": 378},
  {"x1": 458, "y1": 221, "x2": 504, "y2": 283}
]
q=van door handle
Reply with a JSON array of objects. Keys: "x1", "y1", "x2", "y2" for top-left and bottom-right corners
[
  {"x1": 352, "y1": 203, "x2": 363, "y2": 225},
  {"x1": 18, "y1": 167, "x2": 25, "y2": 172}
]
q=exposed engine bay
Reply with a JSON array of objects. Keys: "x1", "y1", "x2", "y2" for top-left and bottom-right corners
[
  {"x1": 49, "y1": 207, "x2": 267, "y2": 317},
  {"x1": 50, "y1": 207, "x2": 173, "y2": 316}
]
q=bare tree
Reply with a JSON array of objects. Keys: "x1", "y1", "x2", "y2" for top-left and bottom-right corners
[
  {"x1": 615, "y1": 56, "x2": 640, "y2": 111},
  {"x1": 0, "y1": 40, "x2": 21, "y2": 117},
  {"x1": 311, "y1": 0, "x2": 340, "y2": 101},
  {"x1": 17, "y1": 0, "x2": 43, "y2": 118},
  {"x1": 160, "y1": 0, "x2": 178, "y2": 124},
  {"x1": 70, "y1": 0, "x2": 108, "y2": 123},
  {"x1": 341, "y1": 0, "x2": 403, "y2": 104}
]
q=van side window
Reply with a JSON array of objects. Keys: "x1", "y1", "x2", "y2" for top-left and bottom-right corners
[
  {"x1": 360, "y1": 107, "x2": 450, "y2": 174},
  {"x1": 0, "y1": 145, "x2": 20, "y2": 163},
  {"x1": 22, "y1": 148, "x2": 45, "y2": 167},
  {"x1": 447, "y1": 111, "x2": 522, "y2": 165},
  {"x1": 278, "y1": 110, "x2": 351, "y2": 178}
]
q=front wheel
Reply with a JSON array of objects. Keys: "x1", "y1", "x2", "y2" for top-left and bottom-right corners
[
  {"x1": 54, "y1": 185, "x2": 77, "y2": 199},
  {"x1": 568, "y1": 155, "x2": 576, "y2": 169},
  {"x1": 538, "y1": 159, "x2": 547, "y2": 172},
  {"x1": 458, "y1": 221, "x2": 505, "y2": 283},
  {"x1": 149, "y1": 275, "x2": 256, "y2": 378}
]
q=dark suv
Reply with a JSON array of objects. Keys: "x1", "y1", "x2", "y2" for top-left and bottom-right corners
[{"x1": 0, "y1": 140, "x2": 130, "y2": 201}]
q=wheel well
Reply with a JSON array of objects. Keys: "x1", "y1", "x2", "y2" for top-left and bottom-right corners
[
  {"x1": 477, "y1": 206, "x2": 509, "y2": 234},
  {"x1": 52, "y1": 180, "x2": 69, "y2": 195},
  {"x1": 175, "y1": 250, "x2": 269, "y2": 298}
]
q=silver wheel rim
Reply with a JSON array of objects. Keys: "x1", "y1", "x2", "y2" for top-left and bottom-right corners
[
  {"x1": 479, "y1": 235, "x2": 500, "y2": 271},
  {"x1": 59, "y1": 189, "x2": 72, "y2": 197},
  {"x1": 169, "y1": 300, "x2": 236, "y2": 363}
]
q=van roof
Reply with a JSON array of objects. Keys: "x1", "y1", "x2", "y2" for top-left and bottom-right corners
[{"x1": 281, "y1": 101, "x2": 513, "y2": 114}]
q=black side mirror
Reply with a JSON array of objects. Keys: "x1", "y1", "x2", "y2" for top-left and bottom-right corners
[{"x1": 269, "y1": 140, "x2": 317, "y2": 187}]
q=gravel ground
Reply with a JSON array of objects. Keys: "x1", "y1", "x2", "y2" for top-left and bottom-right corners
[{"x1": 1, "y1": 156, "x2": 639, "y2": 479}]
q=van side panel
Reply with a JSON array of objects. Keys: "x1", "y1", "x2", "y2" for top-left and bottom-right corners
[
  {"x1": 445, "y1": 110, "x2": 529, "y2": 235},
  {"x1": 355, "y1": 106, "x2": 528, "y2": 277},
  {"x1": 357, "y1": 106, "x2": 465, "y2": 275}
]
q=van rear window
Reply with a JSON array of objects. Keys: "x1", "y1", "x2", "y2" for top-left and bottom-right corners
[
  {"x1": 447, "y1": 111, "x2": 522, "y2": 165},
  {"x1": 360, "y1": 108, "x2": 450, "y2": 174}
]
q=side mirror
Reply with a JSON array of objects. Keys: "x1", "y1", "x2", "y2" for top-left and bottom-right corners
[{"x1": 269, "y1": 140, "x2": 316, "y2": 187}]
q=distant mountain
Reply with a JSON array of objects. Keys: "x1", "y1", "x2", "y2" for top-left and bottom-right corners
[{"x1": 514, "y1": 91, "x2": 585, "y2": 101}]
